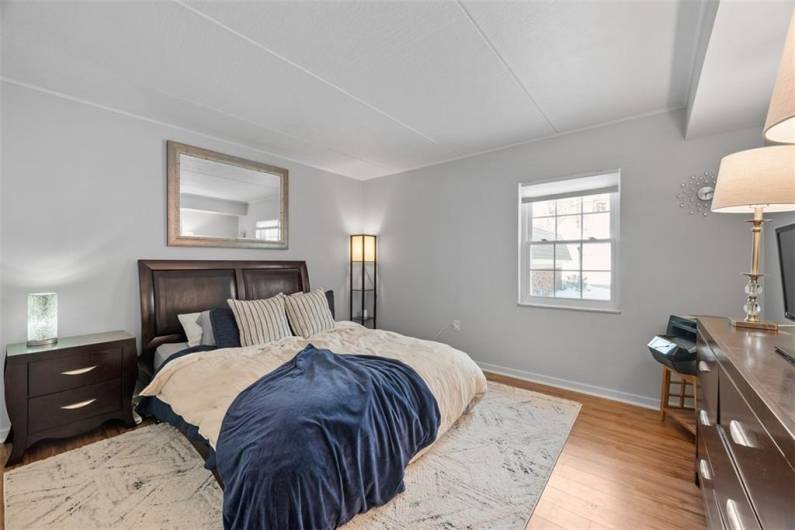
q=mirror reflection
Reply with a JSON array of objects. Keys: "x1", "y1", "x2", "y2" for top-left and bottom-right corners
[{"x1": 167, "y1": 142, "x2": 288, "y2": 249}]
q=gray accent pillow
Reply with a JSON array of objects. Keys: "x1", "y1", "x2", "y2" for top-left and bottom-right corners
[{"x1": 198, "y1": 310, "x2": 216, "y2": 346}]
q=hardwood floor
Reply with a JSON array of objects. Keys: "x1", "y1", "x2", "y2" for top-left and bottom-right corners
[
  {"x1": 488, "y1": 374, "x2": 707, "y2": 530},
  {"x1": 0, "y1": 374, "x2": 705, "y2": 530}
]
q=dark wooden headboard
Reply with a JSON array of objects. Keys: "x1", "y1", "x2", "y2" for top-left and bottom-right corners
[{"x1": 138, "y1": 259, "x2": 314, "y2": 380}]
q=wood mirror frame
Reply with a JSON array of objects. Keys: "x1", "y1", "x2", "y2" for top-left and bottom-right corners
[{"x1": 167, "y1": 141, "x2": 289, "y2": 249}]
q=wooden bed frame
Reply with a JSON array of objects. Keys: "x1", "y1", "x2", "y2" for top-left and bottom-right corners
[{"x1": 137, "y1": 259, "x2": 334, "y2": 382}]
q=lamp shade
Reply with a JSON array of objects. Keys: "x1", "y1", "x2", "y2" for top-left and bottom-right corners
[
  {"x1": 712, "y1": 146, "x2": 795, "y2": 213},
  {"x1": 27, "y1": 292, "x2": 58, "y2": 346},
  {"x1": 351, "y1": 234, "x2": 376, "y2": 262},
  {"x1": 765, "y1": 11, "x2": 795, "y2": 143}
]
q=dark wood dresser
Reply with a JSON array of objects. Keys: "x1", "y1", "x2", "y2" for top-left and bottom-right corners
[
  {"x1": 5, "y1": 331, "x2": 137, "y2": 465},
  {"x1": 696, "y1": 317, "x2": 795, "y2": 530}
]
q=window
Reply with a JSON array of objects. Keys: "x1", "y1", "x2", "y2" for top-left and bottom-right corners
[
  {"x1": 255, "y1": 219, "x2": 280, "y2": 242},
  {"x1": 518, "y1": 171, "x2": 620, "y2": 312}
]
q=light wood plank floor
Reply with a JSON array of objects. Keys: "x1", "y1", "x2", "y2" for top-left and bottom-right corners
[{"x1": 0, "y1": 373, "x2": 705, "y2": 530}]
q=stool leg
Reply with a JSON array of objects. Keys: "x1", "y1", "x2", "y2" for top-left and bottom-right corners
[
  {"x1": 660, "y1": 366, "x2": 671, "y2": 420},
  {"x1": 679, "y1": 375, "x2": 686, "y2": 408}
]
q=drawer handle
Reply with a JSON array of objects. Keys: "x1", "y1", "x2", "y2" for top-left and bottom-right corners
[
  {"x1": 698, "y1": 458, "x2": 711, "y2": 481},
  {"x1": 728, "y1": 420, "x2": 757, "y2": 448},
  {"x1": 698, "y1": 361, "x2": 710, "y2": 372},
  {"x1": 699, "y1": 409, "x2": 710, "y2": 427},
  {"x1": 61, "y1": 365, "x2": 97, "y2": 376},
  {"x1": 60, "y1": 398, "x2": 96, "y2": 410},
  {"x1": 725, "y1": 499, "x2": 745, "y2": 530}
]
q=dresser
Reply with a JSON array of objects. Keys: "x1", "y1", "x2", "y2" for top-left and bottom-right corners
[
  {"x1": 5, "y1": 331, "x2": 137, "y2": 465},
  {"x1": 696, "y1": 317, "x2": 795, "y2": 530}
]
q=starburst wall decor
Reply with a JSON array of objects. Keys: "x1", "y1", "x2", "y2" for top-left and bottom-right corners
[{"x1": 677, "y1": 171, "x2": 717, "y2": 217}]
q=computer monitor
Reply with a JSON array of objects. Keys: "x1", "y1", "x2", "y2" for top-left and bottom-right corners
[
  {"x1": 777, "y1": 223, "x2": 795, "y2": 322},
  {"x1": 775, "y1": 223, "x2": 795, "y2": 362}
]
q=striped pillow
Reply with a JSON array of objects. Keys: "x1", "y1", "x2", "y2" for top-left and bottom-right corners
[
  {"x1": 284, "y1": 289, "x2": 336, "y2": 338},
  {"x1": 227, "y1": 295, "x2": 292, "y2": 347}
]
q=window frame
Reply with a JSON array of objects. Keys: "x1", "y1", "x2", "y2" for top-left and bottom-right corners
[{"x1": 517, "y1": 170, "x2": 621, "y2": 314}]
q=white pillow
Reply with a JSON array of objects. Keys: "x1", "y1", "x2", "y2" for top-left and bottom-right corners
[
  {"x1": 284, "y1": 289, "x2": 336, "y2": 338},
  {"x1": 177, "y1": 312, "x2": 203, "y2": 347}
]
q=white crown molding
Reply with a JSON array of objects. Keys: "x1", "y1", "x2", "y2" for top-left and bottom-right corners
[
  {"x1": 375, "y1": 106, "x2": 687, "y2": 181},
  {"x1": 145, "y1": 80, "x2": 394, "y2": 173},
  {"x1": 5, "y1": 77, "x2": 694, "y2": 183},
  {"x1": 1, "y1": 77, "x2": 375, "y2": 181}
]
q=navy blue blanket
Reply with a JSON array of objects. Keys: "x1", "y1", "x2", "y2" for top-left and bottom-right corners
[{"x1": 216, "y1": 345, "x2": 440, "y2": 530}]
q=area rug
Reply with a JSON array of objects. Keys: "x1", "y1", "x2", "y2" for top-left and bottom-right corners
[{"x1": 4, "y1": 382, "x2": 580, "y2": 530}]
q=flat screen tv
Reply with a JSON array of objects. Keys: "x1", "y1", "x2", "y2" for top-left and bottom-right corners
[{"x1": 777, "y1": 223, "x2": 795, "y2": 322}]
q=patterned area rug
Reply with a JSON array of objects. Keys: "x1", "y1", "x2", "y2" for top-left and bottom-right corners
[{"x1": 5, "y1": 382, "x2": 580, "y2": 530}]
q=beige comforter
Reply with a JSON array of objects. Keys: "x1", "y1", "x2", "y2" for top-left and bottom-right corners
[{"x1": 139, "y1": 322, "x2": 487, "y2": 454}]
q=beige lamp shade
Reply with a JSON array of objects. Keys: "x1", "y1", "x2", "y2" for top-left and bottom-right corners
[
  {"x1": 351, "y1": 234, "x2": 376, "y2": 262},
  {"x1": 765, "y1": 11, "x2": 795, "y2": 143},
  {"x1": 712, "y1": 146, "x2": 795, "y2": 213}
]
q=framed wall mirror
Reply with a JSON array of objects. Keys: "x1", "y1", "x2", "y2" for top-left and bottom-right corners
[{"x1": 167, "y1": 141, "x2": 288, "y2": 249}]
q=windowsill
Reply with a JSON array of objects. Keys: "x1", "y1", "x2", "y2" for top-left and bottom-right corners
[{"x1": 517, "y1": 301, "x2": 622, "y2": 314}]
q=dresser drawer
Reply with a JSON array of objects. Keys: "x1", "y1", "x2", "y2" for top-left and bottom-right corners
[
  {"x1": 702, "y1": 424, "x2": 761, "y2": 530},
  {"x1": 697, "y1": 427, "x2": 724, "y2": 530},
  {"x1": 28, "y1": 345, "x2": 123, "y2": 397},
  {"x1": 697, "y1": 333, "x2": 719, "y2": 427},
  {"x1": 28, "y1": 379, "x2": 121, "y2": 434},
  {"x1": 719, "y1": 374, "x2": 795, "y2": 529}
]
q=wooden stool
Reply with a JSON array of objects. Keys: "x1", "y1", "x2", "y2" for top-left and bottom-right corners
[{"x1": 659, "y1": 366, "x2": 697, "y2": 436}]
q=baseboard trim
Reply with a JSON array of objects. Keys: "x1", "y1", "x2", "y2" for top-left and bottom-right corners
[{"x1": 477, "y1": 361, "x2": 659, "y2": 410}]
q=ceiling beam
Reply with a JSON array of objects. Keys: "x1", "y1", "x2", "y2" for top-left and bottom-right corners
[{"x1": 686, "y1": 0, "x2": 794, "y2": 139}]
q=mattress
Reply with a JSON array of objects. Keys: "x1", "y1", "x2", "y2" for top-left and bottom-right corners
[{"x1": 139, "y1": 322, "x2": 487, "y2": 453}]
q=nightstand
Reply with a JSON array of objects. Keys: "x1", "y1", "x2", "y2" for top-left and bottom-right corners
[{"x1": 4, "y1": 331, "x2": 137, "y2": 465}]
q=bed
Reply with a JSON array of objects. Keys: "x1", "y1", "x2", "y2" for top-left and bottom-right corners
[{"x1": 135, "y1": 259, "x2": 487, "y2": 529}]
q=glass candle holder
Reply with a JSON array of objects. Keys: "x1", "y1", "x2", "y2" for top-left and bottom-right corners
[{"x1": 27, "y1": 292, "x2": 58, "y2": 346}]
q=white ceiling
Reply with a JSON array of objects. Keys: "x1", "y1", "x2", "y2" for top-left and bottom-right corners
[{"x1": 2, "y1": 1, "x2": 790, "y2": 180}]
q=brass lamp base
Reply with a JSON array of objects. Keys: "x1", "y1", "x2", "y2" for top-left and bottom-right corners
[
  {"x1": 733, "y1": 208, "x2": 776, "y2": 332},
  {"x1": 730, "y1": 318, "x2": 779, "y2": 332}
]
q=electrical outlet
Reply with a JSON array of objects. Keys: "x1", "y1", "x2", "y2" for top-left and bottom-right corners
[{"x1": 452, "y1": 320, "x2": 462, "y2": 332}]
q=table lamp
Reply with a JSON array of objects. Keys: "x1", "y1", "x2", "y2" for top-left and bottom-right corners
[
  {"x1": 712, "y1": 146, "x2": 795, "y2": 330},
  {"x1": 765, "y1": 10, "x2": 795, "y2": 143},
  {"x1": 27, "y1": 292, "x2": 58, "y2": 346}
]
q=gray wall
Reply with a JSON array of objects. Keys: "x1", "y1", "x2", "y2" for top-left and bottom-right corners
[
  {"x1": 1, "y1": 83, "x2": 363, "y2": 351},
  {"x1": 363, "y1": 110, "x2": 762, "y2": 407},
  {"x1": 765, "y1": 212, "x2": 795, "y2": 323},
  {"x1": 0, "y1": 8, "x2": 7, "y2": 439}
]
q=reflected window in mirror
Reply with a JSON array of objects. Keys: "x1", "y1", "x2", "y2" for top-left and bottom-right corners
[{"x1": 254, "y1": 220, "x2": 281, "y2": 242}]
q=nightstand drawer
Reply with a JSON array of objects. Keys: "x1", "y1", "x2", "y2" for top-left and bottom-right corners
[
  {"x1": 29, "y1": 346, "x2": 123, "y2": 397},
  {"x1": 28, "y1": 379, "x2": 121, "y2": 434}
]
